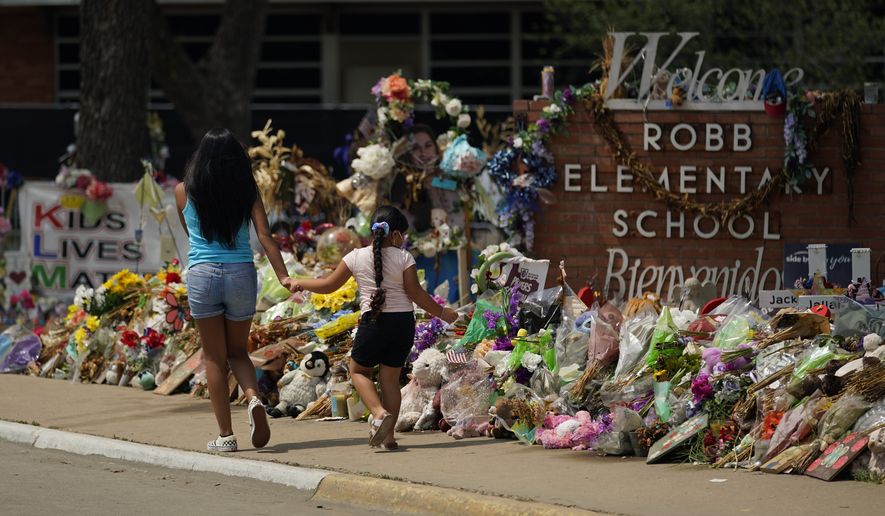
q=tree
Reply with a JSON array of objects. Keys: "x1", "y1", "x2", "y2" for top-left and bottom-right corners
[
  {"x1": 544, "y1": 0, "x2": 885, "y2": 90},
  {"x1": 77, "y1": 0, "x2": 149, "y2": 182},
  {"x1": 148, "y1": 0, "x2": 268, "y2": 143}
]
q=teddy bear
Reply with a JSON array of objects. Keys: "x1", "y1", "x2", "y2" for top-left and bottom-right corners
[
  {"x1": 267, "y1": 351, "x2": 330, "y2": 418},
  {"x1": 396, "y1": 348, "x2": 448, "y2": 432},
  {"x1": 535, "y1": 410, "x2": 608, "y2": 450}
]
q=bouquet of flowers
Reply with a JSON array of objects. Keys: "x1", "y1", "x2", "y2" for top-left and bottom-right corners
[
  {"x1": 120, "y1": 328, "x2": 167, "y2": 374},
  {"x1": 55, "y1": 166, "x2": 94, "y2": 190},
  {"x1": 310, "y1": 277, "x2": 358, "y2": 314}
]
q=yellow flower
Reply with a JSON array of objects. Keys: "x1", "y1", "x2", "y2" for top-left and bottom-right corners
[
  {"x1": 653, "y1": 369, "x2": 669, "y2": 382},
  {"x1": 85, "y1": 315, "x2": 99, "y2": 332},
  {"x1": 73, "y1": 327, "x2": 87, "y2": 349}
]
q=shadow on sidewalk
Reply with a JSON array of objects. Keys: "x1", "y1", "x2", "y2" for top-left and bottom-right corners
[{"x1": 257, "y1": 437, "x2": 368, "y2": 453}]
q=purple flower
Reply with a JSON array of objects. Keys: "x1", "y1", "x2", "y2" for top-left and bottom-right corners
[
  {"x1": 484, "y1": 310, "x2": 504, "y2": 330},
  {"x1": 514, "y1": 366, "x2": 532, "y2": 385},
  {"x1": 537, "y1": 118, "x2": 551, "y2": 134},
  {"x1": 691, "y1": 374, "x2": 713, "y2": 404},
  {"x1": 562, "y1": 87, "x2": 575, "y2": 104},
  {"x1": 493, "y1": 336, "x2": 513, "y2": 351},
  {"x1": 371, "y1": 79, "x2": 383, "y2": 98}
]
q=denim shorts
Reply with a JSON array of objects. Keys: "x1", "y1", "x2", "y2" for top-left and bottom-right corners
[{"x1": 186, "y1": 262, "x2": 257, "y2": 321}]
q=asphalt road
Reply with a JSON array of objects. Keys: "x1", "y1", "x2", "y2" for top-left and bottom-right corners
[{"x1": 0, "y1": 440, "x2": 368, "y2": 516}]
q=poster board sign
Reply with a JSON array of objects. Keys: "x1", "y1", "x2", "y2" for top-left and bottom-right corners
[
  {"x1": 805, "y1": 432, "x2": 870, "y2": 481},
  {"x1": 783, "y1": 243, "x2": 858, "y2": 287},
  {"x1": 646, "y1": 413, "x2": 708, "y2": 464},
  {"x1": 500, "y1": 258, "x2": 550, "y2": 300},
  {"x1": 17, "y1": 181, "x2": 188, "y2": 299}
]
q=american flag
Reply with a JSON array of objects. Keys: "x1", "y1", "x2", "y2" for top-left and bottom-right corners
[{"x1": 446, "y1": 350, "x2": 469, "y2": 364}]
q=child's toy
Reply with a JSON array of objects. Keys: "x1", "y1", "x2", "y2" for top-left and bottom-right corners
[
  {"x1": 267, "y1": 351, "x2": 330, "y2": 418},
  {"x1": 535, "y1": 410, "x2": 608, "y2": 450},
  {"x1": 396, "y1": 348, "x2": 448, "y2": 432}
]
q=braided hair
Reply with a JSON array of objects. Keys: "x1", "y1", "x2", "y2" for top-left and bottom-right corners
[{"x1": 367, "y1": 205, "x2": 409, "y2": 322}]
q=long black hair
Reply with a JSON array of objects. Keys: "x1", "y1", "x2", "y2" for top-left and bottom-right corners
[
  {"x1": 184, "y1": 128, "x2": 258, "y2": 248},
  {"x1": 368, "y1": 205, "x2": 409, "y2": 321}
]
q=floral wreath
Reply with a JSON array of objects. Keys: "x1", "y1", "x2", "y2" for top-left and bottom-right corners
[
  {"x1": 343, "y1": 72, "x2": 475, "y2": 217},
  {"x1": 372, "y1": 72, "x2": 472, "y2": 143}
]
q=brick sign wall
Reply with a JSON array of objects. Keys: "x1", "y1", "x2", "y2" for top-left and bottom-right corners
[{"x1": 516, "y1": 100, "x2": 885, "y2": 302}]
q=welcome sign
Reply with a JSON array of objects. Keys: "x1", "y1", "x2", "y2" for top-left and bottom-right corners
[{"x1": 17, "y1": 182, "x2": 188, "y2": 298}]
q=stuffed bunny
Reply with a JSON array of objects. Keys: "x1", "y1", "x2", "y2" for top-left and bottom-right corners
[{"x1": 396, "y1": 348, "x2": 448, "y2": 432}]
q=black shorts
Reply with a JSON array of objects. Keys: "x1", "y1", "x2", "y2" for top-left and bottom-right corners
[{"x1": 351, "y1": 312, "x2": 416, "y2": 368}]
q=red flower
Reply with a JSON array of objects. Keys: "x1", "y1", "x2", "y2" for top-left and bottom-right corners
[
  {"x1": 86, "y1": 179, "x2": 113, "y2": 201},
  {"x1": 75, "y1": 175, "x2": 92, "y2": 190},
  {"x1": 121, "y1": 330, "x2": 140, "y2": 348},
  {"x1": 165, "y1": 272, "x2": 181, "y2": 284},
  {"x1": 142, "y1": 329, "x2": 166, "y2": 350},
  {"x1": 171, "y1": 258, "x2": 180, "y2": 266}
]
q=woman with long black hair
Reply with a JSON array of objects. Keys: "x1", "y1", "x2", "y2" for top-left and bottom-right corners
[{"x1": 175, "y1": 128, "x2": 296, "y2": 452}]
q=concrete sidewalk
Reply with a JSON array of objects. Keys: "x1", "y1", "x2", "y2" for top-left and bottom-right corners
[{"x1": 1, "y1": 375, "x2": 883, "y2": 515}]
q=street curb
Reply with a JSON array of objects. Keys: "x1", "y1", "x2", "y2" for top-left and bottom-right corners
[
  {"x1": 0, "y1": 420, "x2": 604, "y2": 515},
  {"x1": 0, "y1": 420, "x2": 328, "y2": 490},
  {"x1": 312, "y1": 474, "x2": 604, "y2": 515}
]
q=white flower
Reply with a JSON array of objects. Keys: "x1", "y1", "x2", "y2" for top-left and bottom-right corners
[
  {"x1": 470, "y1": 268, "x2": 480, "y2": 279},
  {"x1": 521, "y1": 352, "x2": 543, "y2": 372},
  {"x1": 376, "y1": 107, "x2": 388, "y2": 126},
  {"x1": 93, "y1": 286, "x2": 107, "y2": 308},
  {"x1": 445, "y1": 98, "x2": 462, "y2": 117},
  {"x1": 419, "y1": 241, "x2": 437, "y2": 258},
  {"x1": 512, "y1": 137, "x2": 524, "y2": 149},
  {"x1": 499, "y1": 242, "x2": 511, "y2": 252},
  {"x1": 73, "y1": 285, "x2": 94, "y2": 310},
  {"x1": 414, "y1": 79, "x2": 433, "y2": 92},
  {"x1": 351, "y1": 143, "x2": 394, "y2": 180},
  {"x1": 457, "y1": 113, "x2": 471, "y2": 129},
  {"x1": 543, "y1": 104, "x2": 562, "y2": 116},
  {"x1": 471, "y1": 283, "x2": 479, "y2": 294},
  {"x1": 432, "y1": 93, "x2": 449, "y2": 107}
]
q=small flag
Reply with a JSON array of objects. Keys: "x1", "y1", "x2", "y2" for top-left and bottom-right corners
[{"x1": 446, "y1": 350, "x2": 469, "y2": 364}]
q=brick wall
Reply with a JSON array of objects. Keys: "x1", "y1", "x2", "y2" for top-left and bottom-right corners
[
  {"x1": 0, "y1": 7, "x2": 55, "y2": 103},
  {"x1": 516, "y1": 99, "x2": 885, "y2": 301}
]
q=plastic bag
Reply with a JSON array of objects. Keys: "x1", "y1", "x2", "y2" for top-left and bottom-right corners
[
  {"x1": 614, "y1": 310, "x2": 656, "y2": 378},
  {"x1": 458, "y1": 295, "x2": 502, "y2": 347},
  {"x1": 765, "y1": 395, "x2": 825, "y2": 461},
  {"x1": 439, "y1": 135, "x2": 487, "y2": 178},
  {"x1": 552, "y1": 283, "x2": 588, "y2": 372},
  {"x1": 854, "y1": 398, "x2": 885, "y2": 432},
  {"x1": 440, "y1": 361, "x2": 494, "y2": 426},
  {"x1": 497, "y1": 383, "x2": 546, "y2": 445},
  {"x1": 529, "y1": 366, "x2": 560, "y2": 401},
  {"x1": 818, "y1": 394, "x2": 871, "y2": 446},
  {"x1": 588, "y1": 302, "x2": 622, "y2": 365},
  {"x1": 669, "y1": 308, "x2": 698, "y2": 331},
  {"x1": 833, "y1": 299, "x2": 885, "y2": 339},
  {"x1": 0, "y1": 326, "x2": 41, "y2": 374},
  {"x1": 646, "y1": 307, "x2": 679, "y2": 369}
]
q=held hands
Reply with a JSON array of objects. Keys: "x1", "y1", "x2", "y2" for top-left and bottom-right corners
[
  {"x1": 279, "y1": 276, "x2": 303, "y2": 294},
  {"x1": 438, "y1": 306, "x2": 459, "y2": 325}
]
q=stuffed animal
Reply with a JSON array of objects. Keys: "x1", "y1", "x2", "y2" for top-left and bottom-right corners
[
  {"x1": 396, "y1": 348, "x2": 448, "y2": 432},
  {"x1": 267, "y1": 351, "x2": 330, "y2": 418},
  {"x1": 535, "y1": 410, "x2": 608, "y2": 450}
]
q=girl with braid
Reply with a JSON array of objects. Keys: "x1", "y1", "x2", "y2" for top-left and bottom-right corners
[{"x1": 293, "y1": 206, "x2": 458, "y2": 449}]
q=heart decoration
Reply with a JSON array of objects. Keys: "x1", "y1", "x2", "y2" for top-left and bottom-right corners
[{"x1": 8, "y1": 271, "x2": 26, "y2": 285}]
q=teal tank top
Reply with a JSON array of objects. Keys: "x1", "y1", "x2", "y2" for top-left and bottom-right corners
[{"x1": 183, "y1": 199, "x2": 253, "y2": 268}]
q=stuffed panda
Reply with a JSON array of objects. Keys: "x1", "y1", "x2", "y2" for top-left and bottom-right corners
[{"x1": 267, "y1": 351, "x2": 330, "y2": 418}]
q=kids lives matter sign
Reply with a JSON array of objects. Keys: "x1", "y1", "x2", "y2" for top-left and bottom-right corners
[{"x1": 18, "y1": 182, "x2": 188, "y2": 297}]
